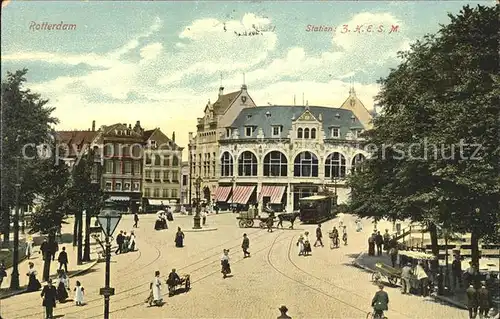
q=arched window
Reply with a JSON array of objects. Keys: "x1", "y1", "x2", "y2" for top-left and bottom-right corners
[
  {"x1": 238, "y1": 151, "x2": 257, "y2": 176},
  {"x1": 325, "y1": 152, "x2": 346, "y2": 178},
  {"x1": 297, "y1": 128, "x2": 303, "y2": 138},
  {"x1": 154, "y1": 154, "x2": 161, "y2": 165},
  {"x1": 172, "y1": 155, "x2": 179, "y2": 166},
  {"x1": 311, "y1": 128, "x2": 316, "y2": 139},
  {"x1": 304, "y1": 128, "x2": 310, "y2": 138},
  {"x1": 351, "y1": 153, "x2": 366, "y2": 173},
  {"x1": 263, "y1": 151, "x2": 287, "y2": 177},
  {"x1": 293, "y1": 151, "x2": 318, "y2": 177},
  {"x1": 220, "y1": 152, "x2": 233, "y2": 177}
]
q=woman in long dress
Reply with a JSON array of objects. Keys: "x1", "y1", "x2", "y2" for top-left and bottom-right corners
[
  {"x1": 221, "y1": 249, "x2": 231, "y2": 278},
  {"x1": 152, "y1": 271, "x2": 163, "y2": 306},
  {"x1": 56, "y1": 270, "x2": 69, "y2": 302},
  {"x1": 175, "y1": 227, "x2": 185, "y2": 247},
  {"x1": 128, "y1": 231, "x2": 136, "y2": 251},
  {"x1": 355, "y1": 218, "x2": 363, "y2": 232},
  {"x1": 74, "y1": 280, "x2": 84, "y2": 306},
  {"x1": 303, "y1": 231, "x2": 312, "y2": 255},
  {"x1": 25, "y1": 236, "x2": 34, "y2": 259},
  {"x1": 26, "y1": 262, "x2": 41, "y2": 292},
  {"x1": 297, "y1": 235, "x2": 305, "y2": 256}
]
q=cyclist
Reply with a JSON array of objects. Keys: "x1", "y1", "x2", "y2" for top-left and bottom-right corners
[
  {"x1": 371, "y1": 284, "x2": 389, "y2": 318},
  {"x1": 330, "y1": 227, "x2": 339, "y2": 248}
]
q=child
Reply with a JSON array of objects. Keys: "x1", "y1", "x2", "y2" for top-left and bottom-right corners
[
  {"x1": 342, "y1": 226, "x2": 348, "y2": 245},
  {"x1": 74, "y1": 281, "x2": 84, "y2": 306}
]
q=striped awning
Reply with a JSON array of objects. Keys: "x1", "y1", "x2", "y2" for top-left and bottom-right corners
[
  {"x1": 228, "y1": 186, "x2": 255, "y2": 205},
  {"x1": 259, "y1": 185, "x2": 286, "y2": 204},
  {"x1": 109, "y1": 196, "x2": 130, "y2": 202},
  {"x1": 214, "y1": 186, "x2": 232, "y2": 202}
]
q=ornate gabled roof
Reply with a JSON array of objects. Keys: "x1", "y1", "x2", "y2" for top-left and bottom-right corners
[
  {"x1": 102, "y1": 123, "x2": 143, "y2": 138},
  {"x1": 212, "y1": 91, "x2": 241, "y2": 114},
  {"x1": 339, "y1": 88, "x2": 373, "y2": 128}
]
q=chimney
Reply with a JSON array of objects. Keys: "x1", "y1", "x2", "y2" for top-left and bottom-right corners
[
  {"x1": 172, "y1": 131, "x2": 176, "y2": 142},
  {"x1": 219, "y1": 87, "x2": 224, "y2": 96},
  {"x1": 128, "y1": 124, "x2": 132, "y2": 129},
  {"x1": 241, "y1": 84, "x2": 247, "y2": 91},
  {"x1": 92, "y1": 120, "x2": 95, "y2": 131}
]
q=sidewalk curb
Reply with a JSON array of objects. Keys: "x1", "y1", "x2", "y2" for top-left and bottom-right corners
[
  {"x1": 0, "y1": 251, "x2": 99, "y2": 300},
  {"x1": 351, "y1": 250, "x2": 468, "y2": 310}
]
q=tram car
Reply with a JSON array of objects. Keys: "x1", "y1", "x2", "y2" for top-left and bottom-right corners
[{"x1": 299, "y1": 195, "x2": 337, "y2": 224}]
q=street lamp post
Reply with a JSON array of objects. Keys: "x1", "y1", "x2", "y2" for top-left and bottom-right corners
[
  {"x1": 10, "y1": 156, "x2": 21, "y2": 290},
  {"x1": 83, "y1": 152, "x2": 102, "y2": 262},
  {"x1": 230, "y1": 176, "x2": 235, "y2": 212},
  {"x1": 193, "y1": 177, "x2": 202, "y2": 229},
  {"x1": 188, "y1": 137, "x2": 193, "y2": 215},
  {"x1": 97, "y1": 199, "x2": 122, "y2": 319}
]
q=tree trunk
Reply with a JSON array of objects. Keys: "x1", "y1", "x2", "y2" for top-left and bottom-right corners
[
  {"x1": 77, "y1": 211, "x2": 83, "y2": 264},
  {"x1": 428, "y1": 223, "x2": 439, "y2": 272},
  {"x1": 73, "y1": 213, "x2": 79, "y2": 246},
  {"x1": 2, "y1": 210, "x2": 10, "y2": 245},
  {"x1": 82, "y1": 209, "x2": 91, "y2": 261},
  {"x1": 470, "y1": 229, "x2": 480, "y2": 266},
  {"x1": 43, "y1": 233, "x2": 55, "y2": 282}
]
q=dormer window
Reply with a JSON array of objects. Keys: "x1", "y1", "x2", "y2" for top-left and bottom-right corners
[
  {"x1": 351, "y1": 115, "x2": 356, "y2": 123},
  {"x1": 150, "y1": 140, "x2": 157, "y2": 148},
  {"x1": 331, "y1": 128, "x2": 340, "y2": 138},
  {"x1": 335, "y1": 113, "x2": 340, "y2": 119},
  {"x1": 351, "y1": 129, "x2": 358, "y2": 138},
  {"x1": 226, "y1": 128, "x2": 232, "y2": 138},
  {"x1": 246, "y1": 114, "x2": 252, "y2": 120},
  {"x1": 245, "y1": 126, "x2": 255, "y2": 137},
  {"x1": 266, "y1": 111, "x2": 271, "y2": 118},
  {"x1": 272, "y1": 126, "x2": 282, "y2": 137}
]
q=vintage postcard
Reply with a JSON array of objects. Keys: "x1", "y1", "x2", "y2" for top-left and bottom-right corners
[{"x1": 1, "y1": 1, "x2": 498, "y2": 318}]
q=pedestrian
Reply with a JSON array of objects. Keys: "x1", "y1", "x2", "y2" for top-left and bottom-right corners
[
  {"x1": 0, "y1": 260, "x2": 7, "y2": 289},
  {"x1": 338, "y1": 213, "x2": 344, "y2": 228},
  {"x1": 466, "y1": 284, "x2": 479, "y2": 319},
  {"x1": 175, "y1": 227, "x2": 185, "y2": 247},
  {"x1": 41, "y1": 279, "x2": 57, "y2": 319},
  {"x1": 151, "y1": 271, "x2": 163, "y2": 306},
  {"x1": 465, "y1": 262, "x2": 479, "y2": 288},
  {"x1": 26, "y1": 262, "x2": 42, "y2": 292},
  {"x1": 242, "y1": 233, "x2": 250, "y2": 257},
  {"x1": 368, "y1": 233, "x2": 376, "y2": 256},
  {"x1": 414, "y1": 261, "x2": 429, "y2": 297},
  {"x1": 400, "y1": 262, "x2": 412, "y2": 294},
  {"x1": 26, "y1": 236, "x2": 34, "y2": 259},
  {"x1": 277, "y1": 305, "x2": 292, "y2": 319},
  {"x1": 49, "y1": 239, "x2": 59, "y2": 261},
  {"x1": 122, "y1": 232, "x2": 129, "y2": 253},
  {"x1": 133, "y1": 212, "x2": 139, "y2": 228},
  {"x1": 451, "y1": 255, "x2": 463, "y2": 289},
  {"x1": 303, "y1": 231, "x2": 312, "y2": 256},
  {"x1": 74, "y1": 280, "x2": 84, "y2": 306},
  {"x1": 314, "y1": 224, "x2": 324, "y2": 247},
  {"x1": 267, "y1": 214, "x2": 274, "y2": 232},
  {"x1": 389, "y1": 246, "x2": 398, "y2": 268},
  {"x1": 115, "y1": 231, "x2": 124, "y2": 254},
  {"x1": 477, "y1": 282, "x2": 491, "y2": 319},
  {"x1": 40, "y1": 238, "x2": 49, "y2": 261},
  {"x1": 355, "y1": 218, "x2": 362, "y2": 232},
  {"x1": 383, "y1": 229, "x2": 391, "y2": 254},
  {"x1": 201, "y1": 210, "x2": 207, "y2": 226},
  {"x1": 128, "y1": 231, "x2": 136, "y2": 251},
  {"x1": 221, "y1": 249, "x2": 231, "y2": 279},
  {"x1": 58, "y1": 247, "x2": 68, "y2": 273},
  {"x1": 375, "y1": 231, "x2": 383, "y2": 255},
  {"x1": 297, "y1": 235, "x2": 305, "y2": 256},
  {"x1": 371, "y1": 284, "x2": 389, "y2": 318},
  {"x1": 342, "y1": 226, "x2": 348, "y2": 245},
  {"x1": 56, "y1": 270, "x2": 69, "y2": 303}
]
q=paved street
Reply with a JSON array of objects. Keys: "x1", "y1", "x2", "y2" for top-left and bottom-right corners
[{"x1": 0, "y1": 213, "x2": 468, "y2": 318}]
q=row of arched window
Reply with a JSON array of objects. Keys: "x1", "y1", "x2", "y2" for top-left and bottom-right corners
[
  {"x1": 220, "y1": 151, "x2": 365, "y2": 178},
  {"x1": 297, "y1": 128, "x2": 316, "y2": 139}
]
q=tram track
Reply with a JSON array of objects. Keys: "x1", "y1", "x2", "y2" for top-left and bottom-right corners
[{"x1": 15, "y1": 228, "x2": 272, "y2": 318}]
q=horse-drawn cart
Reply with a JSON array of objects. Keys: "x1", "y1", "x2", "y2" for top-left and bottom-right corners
[
  {"x1": 371, "y1": 262, "x2": 401, "y2": 286},
  {"x1": 237, "y1": 216, "x2": 275, "y2": 228}
]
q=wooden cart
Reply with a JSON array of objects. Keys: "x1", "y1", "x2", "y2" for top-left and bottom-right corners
[{"x1": 371, "y1": 262, "x2": 401, "y2": 286}]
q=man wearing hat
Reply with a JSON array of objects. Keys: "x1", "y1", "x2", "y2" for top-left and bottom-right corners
[
  {"x1": 477, "y1": 282, "x2": 491, "y2": 319},
  {"x1": 41, "y1": 279, "x2": 57, "y2": 319},
  {"x1": 371, "y1": 284, "x2": 389, "y2": 318},
  {"x1": 277, "y1": 305, "x2": 291, "y2": 318},
  {"x1": 400, "y1": 262, "x2": 413, "y2": 294}
]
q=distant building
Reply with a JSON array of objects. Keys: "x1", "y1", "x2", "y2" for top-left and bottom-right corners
[
  {"x1": 188, "y1": 83, "x2": 257, "y2": 204},
  {"x1": 339, "y1": 88, "x2": 374, "y2": 129},
  {"x1": 93, "y1": 121, "x2": 145, "y2": 213},
  {"x1": 142, "y1": 129, "x2": 183, "y2": 210},
  {"x1": 55, "y1": 121, "x2": 99, "y2": 169},
  {"x1": 180, "y1": 161, "x2": 189, "y2": 205},
  {"x1": 217, "y1": 103, "x2": 368, "y2": 212}
]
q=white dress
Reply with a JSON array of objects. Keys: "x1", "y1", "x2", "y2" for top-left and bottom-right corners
[
  {"x1": 152, "y1": 277, "x2": 162, "y2": 301},
  {"x1": 297, "y1": 239, "x2": 304, "y2": 255},
  {"x1": 128, "y1": 235, "x2": 136, "y2": 250},
  {"x1": 74, "y1": 286, "x2": 84, "y2": 303},
  {"x1": 25, "y1": 241, "x2": 33, "y2": 257}
]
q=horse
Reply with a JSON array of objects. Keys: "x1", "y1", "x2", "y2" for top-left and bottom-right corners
[{"x1": 277, "y1": 212, "x2": 301, "y2": 229}]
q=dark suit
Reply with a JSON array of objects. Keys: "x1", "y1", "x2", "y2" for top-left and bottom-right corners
[
  {"x1": 41, "y1": 285, "x2": 57, "y2": 318},
  {"x1": 372, "y1": 290, "x2": 389, "y2": 316},
  {"x1": 466, "y1": 286, "x2": 479, "y2": 319},
  {"x1": 477, "y1": 287, "x2": 491, "y2": 317},
  {"x1": 57, "y1": 251, "x2": 68, "y2": 273},
  {"x1": 115, "y1": 234, "x2": 124, "y2": 254}
]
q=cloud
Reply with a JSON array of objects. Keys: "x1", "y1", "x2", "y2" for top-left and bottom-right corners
[
  {"x1": 140, "y1": 43, "x2": 163, "y2": 61},
  {"x1": 158, "y1": 13, "x2": 277, "y2": 86},
  {"x1": 1, "y1": 52, "x2": 117, "y2": 68}
]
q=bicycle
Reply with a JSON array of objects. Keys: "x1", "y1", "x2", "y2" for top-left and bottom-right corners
[{"x1": 366, "y1": 310, "x2": 387, "y2": 319}]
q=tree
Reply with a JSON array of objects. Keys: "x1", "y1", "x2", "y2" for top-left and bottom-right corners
[
  {"x1": 1, "y1": 69, "x2": 58, "y2": 244},
  {"x1": 348, "y1": 4, "x2": 499, "y2": 268},
  {"x1": 29, "y1": 144, "x2": 71, "y2": 281}
]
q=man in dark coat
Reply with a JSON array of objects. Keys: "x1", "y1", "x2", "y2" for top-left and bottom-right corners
[
  {"x1": 383, "y1": 229, "x2": 391, "y2": 254},
  {"x1": 49, "y1": 240, "x2": 59, "y2": 261},
  {"x1": 40, "y1": 238, "x2": 48, "y2": 261},
  {"x1": 314, "y1": 224, "x2": 324, "y2": 247},
  {"x1": 451, "y1": 255, "x2": 463, "y2": 289},
  {"x1": 242, "y1": 234, "x2": 250, "y2": 257},
  {"x1": 115, "y1": 231, "x2": 124, "y2": 254},
  {"x1": 466, "y1": 284, "x2": 479, "y2": 319},
  {"x1": 57, "y1": 247, "x2": 68, "y2": 273},
  {"x1": 41, "y1": 279, "x2": 57, "y2": 319},
  {"x1": 277, "y1": 305, "x2": 292, "y2": 319},
  {"x1": 371, "y1": 284, "x2": 389, "y2": 318},
  {"x1": 477, "y1": 282, "x2": 491, "y2": 319},
  {"x1": 375, "y1": 231, "x2": 383, "y2": 256}
]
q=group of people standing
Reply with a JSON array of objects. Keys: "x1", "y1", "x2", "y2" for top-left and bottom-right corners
[
  {"x1": 39, "y1": 277, "x2": 85, "y2": 319},
  {"x1": 368, "y1": 229, "x2": 399, "y2": 267},
  {"x1": 115, "y1": 230, "x2": 137, "y2": 254}
]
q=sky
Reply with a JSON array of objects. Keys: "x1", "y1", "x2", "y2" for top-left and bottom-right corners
[{"x1": 1, "y1": 0, "x2": 494, "y2": 158}]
